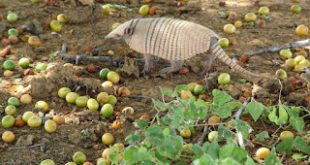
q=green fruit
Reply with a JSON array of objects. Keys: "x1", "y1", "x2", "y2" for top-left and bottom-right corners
[
  {"x1": 99, "y1": 68, "x2": 110, "y2": 79},
  {"x1": 40, "y1": 159, "x2": 55, "y2": 165},
  {"x1": 3, "y1": 60, "x2": 16, "y2": 71},
  {"x1": 208, "y1": 131, "x2": 219, "y2": 142},
  {"x1": 97, "y1": 159, "x2": 109, "y2": 165},
  {"x1": 22, "y1": 111, "x2": 35, "y2": 122},
  {"x1": 244, "y1": 12, "x2": 257, "y2": 22},
  {"x1": 291, "y1": 5, "x2": 301, "y2": 13},
  {"x1": 87, "y1": 98, "x2": 99, "y2": 111},
  {"x1": 285, "y1": 59, "x2": 296, "y2": 68},
  {"x1": 107, "y1": 95, "x2": 117, "y2": 105},
  {"x1": 50, "y1": 20, "x2": 62, "y2": 32},
  {"x1": 139, "y1": 5, "x2": 149, "y2": 16},
  {"x1": 8, "y1": 28, "x2": 18, "y2": 36},
  {"x1": 7, "y1": 12, "x2": 18, "y2": 23},
  {"x1": 279, "y1": 49, "x2": 293, "y2": 59},
  {"x1": 44, "y1": 119, "x2": 57, "y2": 133},
  {"x1": 65, "y1": 162, "x2": 77, "y2": 165},
  {"x1": 35, "y1": 63, "x2": 48, "y2": 72},
  {"x1": 1, "y1": 115, "x2": 15, "y2": 128},
  {"x1": 275, "y1": 69, "x2": 287, "y2": 79},
  {"x1": 66, "y1": 92, "x2": 80, "y2": 104},
  {"x1": 193, "y1": 84, "x2": 205, "y2": 95},
  {"x1": 258, "y1": 6, "x2": 270, "y2": 16},
  {"x1": 218, "y1": 38, "x2": 229, "y2": 48},
  {"x1": 58, "y1": 87, "x2": 71, "y2": 98},
  {"x1": 35, "y1": 100, "x2": 49, "y2": 112},
  {"x1": 217, "y1": 73, "x2": 231, "y2": 85},
  {"x1": 18, "y1": 57, "x2": 30, "y2": 69},
  {"x1": 107, "y1": 71, "x2": 120, "y2": 84},
  {"x1": 27, "y1": 115, "x2": 42, "y2": 127},
  {"x1": 187, "y1": 82, "x2": 198, "y2": 92},
  {"x1": 8, "y1": 97, "x2": 20, "y2": 107},
  {"x1": 72, "y1": 151, "x2": 87, "y2": 164},
  {"x1": 75, "y1": 96, "x2": 88, "y2": 107},
  {"x1": 100, "y1": 104, "x2": 114, "y2": 118},
  {"x1": 5, "y1": 105, "x2": 17, "y2": 115}
]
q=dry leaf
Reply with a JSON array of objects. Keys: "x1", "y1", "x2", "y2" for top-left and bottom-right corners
[{"x1": 79, "y1": 0, "x2": 94, "y2": 6}]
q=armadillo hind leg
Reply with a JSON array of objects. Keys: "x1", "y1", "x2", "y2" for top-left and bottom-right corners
[
  {"x1": 201, "y1": 37, "x2": 219, "y2": 76},
  {"x1": 142, "y1": 54, "x2": 154, "y2": 74},
  {"x1": 158, "y1": 60, "x2": 183, "y2": 75}
]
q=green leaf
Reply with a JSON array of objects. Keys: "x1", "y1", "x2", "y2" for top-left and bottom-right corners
[
  {"x1": 231, "y1": 147, "x2": 247, "y2": 163},
  {"x1": 216, "y1": 101, "x2": 241, "y2": 119},
  {"x1": 278, "y1": 104, "x2": 288, "y2": 125},
  {"x1": 290, "y1": 117, "x2": 305, "y2": 133},
  {"x1": 254, "y1": 131, "x2": 270, "y2": 142},
  {"x1": 191, "y1": 154, "x2": 217, "y2": 165},
  {"x1": 287, "y1": 106, "x2": 301, "y2": 118},
  {"x1": 135, "y1": 119, "x2": 149, "y2": 128},
  {"x1": 218, "y1": 124, "x2": 235, "y2": 142},
  {"x1": 219, "y1": 143, "x2": 235, "y2": 160},
  {"x1": 156, "y1": 135, "x2": 183, "y2": 160},
  {"x1": 175, "y1": 85, "x2": 189, "y2": 93},
  {"x1": 160, "y1": 87, "x2": 177, "y2": 98},
  {"x1": 203, "y1": 141, "x2": 220, "y2": 160},
  {"x1": 220, "y1": 157, "x2": 241, "y2": 165},
  {"x1": 123, "y1": 146, "x2": 153, "y2": 164},
  {"x1": 246, "y1": 101, "x2": 265, "y2": 122},
  {"x1": 268, "y1": 106, "x2": 279, "y2": 125},
  {"x1": 276, "y1": 137, "x2": 294, "y2": 154},
  {"x1": 212, "y1": 89, "x2": 233, "y2": 105},
  {"x1": 125, "y1": 132, "x2": 141, "y2": 144},
  {"x1": 292, "y1": 153, "x2": 307, "y2": 161},
  {"x1": 234, "y1": 119, "x2": 253, "y2": 138},
  {"x1": 293, "y1": 136, "x2": 310, "y2": 155},
  {"x1": 188, "y1": 144, "x2": 204, "y2": 159},
  {"x1": 145, "y1": 126, "x2": 164, "y2": 146},
  {"x1": 264, "y1": 148, "x2": 282, "y2": 165},
  {"x1": 245, "y1": 156, "x2": 259, "y2": 165},
  {"x1": 152, "y1": 99, "x2": 169, "y2": 111}
]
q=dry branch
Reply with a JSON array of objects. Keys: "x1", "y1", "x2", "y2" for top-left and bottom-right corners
[{"x1": 234, "y1": 38, "x2": 310, "y2": 57}]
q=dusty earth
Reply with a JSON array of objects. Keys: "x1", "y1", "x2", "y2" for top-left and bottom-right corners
[{"x1": 0, "y1": 0, "x2": 310, "y2": 164}]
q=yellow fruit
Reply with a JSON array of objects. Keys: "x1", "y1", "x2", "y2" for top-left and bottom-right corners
[
  {"x1": 44, "y1": 119, "x2": 57, "y2": 133},
  {"x1": 102, "y1": 133, "x2": 115, "y2": 145},
  {"x1": 234, "y1": 20, "x2": 242, "y2": 28},
  {"x1": 285, "y1": 59, "x2": 296, "y2": 68},
  {"x1": 53, "y1": 115, "x2": 65, "y2": 125},
  {"x1": 244, "y1": 12, "x2": 257, "y2": 22},
  {"x1": 27, "y1": 115, "x2": 42, "y2": 127},
  {"x1": 97, "y1": 92, "x2": 109, "y2": 104},
  {"x1": 295, "y1": 24, "x2": 309, "y2": 36},
  {"x1": 180, "y1": 90, "x2": 193, "y2": 99},
  {"x1": 180, "y1": 129, "x2": 191, "y2": 138},
  {"x1": 294, "y1": 55, "x2": 306, "y2": 64},
  {"x1": 208, "y1": 115, "x2": 221, "y2": 126},
  {"x1": 102, "y1": 148, "x2": 111, "y2": 159},
  {"x1": 20, "y1": 94, "x2": 32, "y2": 104},
  {"x1": 223, "y1": 24, "x2": 236, "y2": 34},
  {"x1": 280, "y1": 131, "x2": 294, "y2": 141},
  {"x1": 2, "y1": 131, "x2": 15, "y2": 143},
  {"x1": 35, "y1": 100, "x2": 49, "y2": 112},
  {"x1": 255, "y1": 147, "x2": 270, "y2": 159}
]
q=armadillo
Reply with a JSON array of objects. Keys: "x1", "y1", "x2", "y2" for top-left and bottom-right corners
[{"x1": 104, "y1": 17, "x2": 265, "y2": 82}]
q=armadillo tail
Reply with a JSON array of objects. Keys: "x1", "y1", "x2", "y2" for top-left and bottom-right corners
[{"x1": 212, "y1": 44, "x2": 262, "y2": 81}]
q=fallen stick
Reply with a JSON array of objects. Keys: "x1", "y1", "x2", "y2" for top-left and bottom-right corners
[{"x1": 234, "y1": 38, "x2": 310, "y2": 57}]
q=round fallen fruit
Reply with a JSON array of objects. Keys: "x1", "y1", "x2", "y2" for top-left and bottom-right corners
[
  {"x1": 100, "y1": 104, "x2": 114, "y2": 118},
  {"x1": 8, "y1": 97, "x2": 20, "y2": 107},
  {"x1": 35, "y1": 63, "x2": 48, "y2": 72},
  {"x1": 96, "y1": 159, "x2": 109, "y2": 165},
  {"x1": 3, "y1": 70, "x2": 13, "y2": 77},
  {"x1": 208, "y1": 115, "x2": 221, "y2": 126},
  {"x1": 7, "y1": 12, "x2": 18, "y2": 23},
  {"x1": 208, "y1": 131, "x2": 219, "y2": 142},
  {"x1": 234, "y1": 20, "x2": 242, "y2": 28},
  {"x1": 8, "y1": 35, "x2": 18, "y2": 44},
  {"x1": 65, "y1": 162, "x2": 77, "y2": 165},
  {"x1": 1, "y1": 115, "x2": 15, "y2": 128},
  {"x1": 102, "y1": 81, "x2": 113, "y2": 89},
  {"x1": 57, "y1": 14, "x2": 67, "y2": 23},
  {"x1": 294, "y1": 64, "x2": 307, "y2": 71},
  {"x1": 18, "y1": 57, "x2": 30, "y2": 69},
  {"x1": 217, "y1": 73, "x2": 231, "y2": 85},
  {"x1": 20, "y1": 94, "x2": 32, "y2": 104},
  {"x1": 22, "y1": 111, "x2": 35, "y2": 122},
  {"x1": 44, "y1": 119, "x2": 57, "y2": 133},
  {"x1": 8, "y1": 28, "x2": 18, "y2": 36},
  {"x1": 72, "y1": 151, "x2": 87, "y2": 164},
  {"x1": 117, "y1": 87, "x2": 131, "y2": 97},
  {"x1": 35, "y1": 100, "x2": 49, "y2": 112},
  {"x1": 27, "y1": 115, "x2": 42, "y2": 127},
  {"x1": 279, "y1": 131, "x2": 294, "y2": 141},
  {"x1": 58, "y1": 87, "x2": 72, "y2": 98},
  {"x1": 15, "y1": 117, "x2": 26, "y2": 127},
  {"x1": 187, "y1": 82, "x2": 198, "y2": 92},
  {"x1": 102, "y1": 133, "x2": 115, "y2": 145},
  {"x1": 218, "y1": 38, "x2": 229, "y2": 48},
  {"x1": 291, "y1": 4, "x2": 301, "y2": 13},
  {"x1": 295, "y1": 24, "x2": 308, "y2": 36},
  {"x1": 294, "y1": 55, "x2": 306, "y2": 64},
  {"x1": 87, "y1": 98, "x2": 99, "y2": 111},
  {"x1": 279, "y1": 49, "x2": 292, "y2": 59},
  {"x1": 75, "y1": 96, "x2": 88, "y2": 107},
  {"x1": 53, "y1": 115, "x2": 65, "y2": 125},
  {"x1": 28, "y1": 36, "x2": 41, "y2": 48},
  {"x1": 285, "y1": 59, "x2": 296, "y2": 68},
  {"x1": 275, "y1": 69, "x2": 287, "y2": 79},
  {"x1": 3, "y1": 60, "x2": 16, "y2": 71},
  {"x1": 83, "y1": 162, "x2": 93, "y2": 165},
  {"x1": 255, "y1": 147, "x2": 270, "y2": 159},
  {"x1": 66, "y1": 92, "x2": 80, "y2": 104},
  {"x1": 193, "y1": 84, "x2": 205, "y2": 95},
  {"x1": 139, "y1": 5, "x2": 149, "y2": 16},
  {"x1": 50, "y1": 20, "x2": 62, "y2": 32},
  {"x1": 107, "y1": 71, "x2": 120, "y2": 84},
  {"x1": 2, "y1": 131, "x2": 15, "y2": 143},
  {"x1": 244, "y1": 12, "x2": 257, "y2": 22},
  {"x1": 97, "y1": 92, "x2": 109, "y2": 104},
  {"x1": 180, "y1": 90, "x2": 193, "y2": 99},
  {"x1": 258, "y1": 6, "x2": 270, "y2": 16},
  {"x1": 180, "y1": 129, "x2": 191, "y2": 139},
  {"x1": 223, "y1": 24, "x2": 236, "y2": 34},
  {"x1": 102, "y1": 4, "x2": 112, "y2": 15},
  {"x1": 101, "y1": 148, "x2": 111, "y2": 159},
  {"x1": 99, "y1": 68, "x2": 110, "y2": 79},
  {"x1": 40, "y1": 159, "x2": 55, "y2": 165},
  {"x1": 5, "y1": 105, "x2": 16, "y2": 115},
  {"x1": 107, "y1": 95, "x2": 117, "y2": 105}
]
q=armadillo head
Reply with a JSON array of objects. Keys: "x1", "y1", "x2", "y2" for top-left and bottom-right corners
[{"x1": 104, "y1": 19, "x2": 137, "y2": 42}]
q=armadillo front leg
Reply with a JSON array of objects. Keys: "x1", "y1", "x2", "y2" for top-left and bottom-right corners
[
  {"x1": 158, "y1": 60, "x2": 183, "y2": 74},
  {"x1": 142, "y1": 54, "x2": 154, "y2": 74}
]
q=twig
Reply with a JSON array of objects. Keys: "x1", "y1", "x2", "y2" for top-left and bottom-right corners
[
  {"x1": 234, "y1": 99, "x2": 250, "y2": 149},
  {"x1": 197, "y1": 124, "x2": 209, "y2": 146},
  {"x1": 8, "y1": 144, "x2": 42, "y2": 150},
  {"x1": 234, "y1": 38, "x2": 310, "y2": 57}
]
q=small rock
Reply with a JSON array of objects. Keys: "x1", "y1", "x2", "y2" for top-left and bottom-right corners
[{"x1": 16, "y1": 135, "x2": 34, "y2": 146}]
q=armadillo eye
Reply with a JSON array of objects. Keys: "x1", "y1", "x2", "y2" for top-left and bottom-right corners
[{"x1": 124, "y1": 28, "x2": 132, "y2": 35}]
